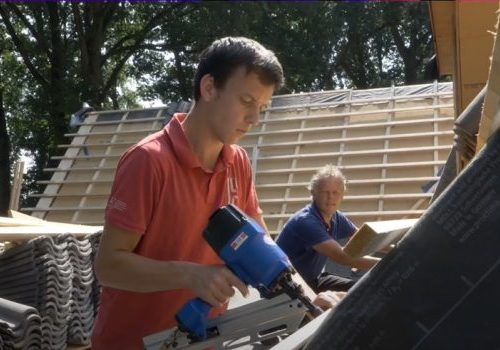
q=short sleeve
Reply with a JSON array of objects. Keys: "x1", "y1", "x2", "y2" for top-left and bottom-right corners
[
  {"x1": 238, "y1": 150, "x2": 262, "y2": 217},
  {"x1": 105, "y1": 146, "x2": 161, "y2": 234},
  {"x1": 346, "y1": 218, "x2": 358, "y2": 237},
  {"x1": 334, "y1": 212, "x2": 358, "y2": 240}
]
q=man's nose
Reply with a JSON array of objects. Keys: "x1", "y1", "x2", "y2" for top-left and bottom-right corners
[{"x1": 245, "y1": 108, "x2": 260, "y2": 126}]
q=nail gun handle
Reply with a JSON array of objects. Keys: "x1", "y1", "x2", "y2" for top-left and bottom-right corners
[{"x1": 175, "y1": 298, "x2": 212, "y2": 340}]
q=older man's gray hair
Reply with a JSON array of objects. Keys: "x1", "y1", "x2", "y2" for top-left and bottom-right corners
[{"x1": 307, "y1": 164, "x2": 347, "y2": 193}]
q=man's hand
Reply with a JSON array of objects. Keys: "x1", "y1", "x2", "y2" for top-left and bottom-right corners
[
  {"x1": 189, "y1": 265, "x2": 249, "y2": 307},
  {"x1": 314, "y1": 239, "x2": 380, "y2": 270},
  {"x1": 313, "y1": 291, "x2": 346, "y2": 310}
]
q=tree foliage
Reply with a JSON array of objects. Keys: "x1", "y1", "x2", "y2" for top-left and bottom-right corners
[
  {"x1": 0, "y1": 2, "x2": 435, "y2": 210},
  {"x1": 0, "y1": 2, "x2": 173, "y2": 209},
  {"x1": 0, "y1": 23, "x2": 30, "y2": 214},
  {"x1": 130, "y1": 2, "x2": 433, "y2": 105}
]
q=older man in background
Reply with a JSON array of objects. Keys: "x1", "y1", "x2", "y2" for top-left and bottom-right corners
[{"x1": 277, "y1": 164, "x2": 380, "y2": 293}]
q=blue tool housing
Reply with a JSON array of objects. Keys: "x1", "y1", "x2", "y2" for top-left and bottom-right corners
[
  {"x1": 218, "y1": 216, "x2": 291, "y2": 293},
  {"x1": 175, "y1": 205, "x2": 293, "y2": 340}
]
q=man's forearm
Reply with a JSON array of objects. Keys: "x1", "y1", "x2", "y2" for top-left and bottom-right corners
[
  {"x1": 350, "y1": 255, "x2": 380, "y2": 270},
  {"x1": 96, "y1": 251, "x2": 198, "y2": 292}
]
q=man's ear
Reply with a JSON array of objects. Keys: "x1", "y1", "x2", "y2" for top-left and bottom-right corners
[{"x1": 199, "y1": 74, "x2": 217, "y2": 102}]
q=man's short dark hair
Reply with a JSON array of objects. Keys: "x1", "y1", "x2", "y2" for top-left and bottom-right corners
[{"x1": 193, "y1": 37, "x2": 284, "y2": 101}]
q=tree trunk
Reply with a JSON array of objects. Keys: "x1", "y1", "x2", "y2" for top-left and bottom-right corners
[
  {"x1": 403, "y1": 54, "x2": 418, "y2": 84},
  {"x1": 390, "y1": 25, "x2": 419, "y2": 85},
  {"x1": 85, "y1": 4, "x2": 107, "y2": 108},
  {"x1": 0, "y1": 88, "x2": 11, "y2": 216},
  {"x1": 47, "y1": 2, "x2": 68, "y2": 162}
]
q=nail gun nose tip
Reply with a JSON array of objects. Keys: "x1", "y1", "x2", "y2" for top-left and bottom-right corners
[{"x1": 311, "y1": 306, "x2": 323, "y2": 317}]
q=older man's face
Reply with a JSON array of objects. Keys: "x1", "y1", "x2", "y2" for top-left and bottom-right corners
[{"x1": 312, "y1": 176, "x2": 345, "y2": 219}]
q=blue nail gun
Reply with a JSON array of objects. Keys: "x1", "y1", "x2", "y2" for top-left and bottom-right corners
[{"x1": 174, "y1": 204, "x2": 322, "y2": 342}]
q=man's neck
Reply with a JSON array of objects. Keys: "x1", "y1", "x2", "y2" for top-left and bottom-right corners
[
  {"x1": 321, "y1": 213, "x2": 334, "y2": 228},
  {"x1": 313, "y1": 203, "x2": 335, "y2": 227},
  {"x1": 182, "y1": 108, "x2": 223, "y2": 171}
]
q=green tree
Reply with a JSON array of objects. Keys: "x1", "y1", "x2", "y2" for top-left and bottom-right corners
[
  {"x1": 382, "y1": 2, "x2": 434, "y2": 84},
  {"x1": 131, "y1": 2, "x2": 344, "y2": 100},
  {"x1": 0, "y1": 2, "x2": 175, "y2": 208},
  {"x1": 0, "y1": 77, "x2": 9, "y2": 215},
  {"x1": 0, "y1": 2, "x2": 435, "y2": 211},
  {"x1": 0, "y1": 25, "x2": 28, "y2": 214},
  {"x1": 132, "y1": 2, "x2": 434, "y2": 104},
  {"x1": 335, "y1": 2, "x2": 433, "y2": 88}
]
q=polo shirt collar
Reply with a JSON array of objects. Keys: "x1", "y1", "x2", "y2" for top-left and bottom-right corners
[
  {"x1": 164, "y1": 113, "x2": 236, "y2": 171},
  {"x1": 310, "y1": 203, "x2": 337, "y2": 229}
]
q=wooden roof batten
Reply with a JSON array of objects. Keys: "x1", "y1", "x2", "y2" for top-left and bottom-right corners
[{"x1": 24, "y1": 82, "x2": 455, "y2": 236}]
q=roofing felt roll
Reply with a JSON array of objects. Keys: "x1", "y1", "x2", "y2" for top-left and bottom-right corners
[{"x1": 305, "y1": 129, "x2": 500, "y2": 350}]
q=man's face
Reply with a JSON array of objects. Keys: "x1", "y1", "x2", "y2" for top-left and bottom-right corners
[
  {"x1": 312, "y1": 176, "x2": 345, "y2": 218},
  {"x1": 205, "y1": 66, "x2": 275, "y2": 145}
]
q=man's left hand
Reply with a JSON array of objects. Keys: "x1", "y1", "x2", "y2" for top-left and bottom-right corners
[{"x1": 313, "y1": 291, "x2": 346, "y2": 310}]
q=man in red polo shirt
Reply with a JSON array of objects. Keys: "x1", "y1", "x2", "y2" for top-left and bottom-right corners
[{"x1": 91, "y1": 37, "x2": 301, "y2": 349}]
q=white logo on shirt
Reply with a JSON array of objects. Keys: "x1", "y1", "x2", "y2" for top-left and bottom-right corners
[
  {"x1": 227, "y1": 176, "x2": 239, "y2": 205},
  {"x1": 107, "y1": 196, "x2": 127, "y2": 212}
]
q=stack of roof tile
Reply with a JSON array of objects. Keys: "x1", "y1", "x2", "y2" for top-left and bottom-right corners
[
  {"x1": 60, "y1": 234, "x2": 95, "y2": 344},
  {"x1": 0, "y1": 231, "x2": 102, "y2": 349},
  {"x1": 33, "y1": 236, "x2": 72, "y2": 349},
  {"x1": 0, "y1": 297, "x2": 41, "y2": 349},
  {"x1": 89, "y1": 232, "x2": 102, "y2": 318},
  {"x1": 0, "y1": 242, "x2": 38, "y2": 307}
]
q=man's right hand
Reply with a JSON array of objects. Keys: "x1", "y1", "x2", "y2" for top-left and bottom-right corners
[
  {"x1": 313, "y1": 291, "x2": 346, "y2": 310},
  {"x1": 188, "y1": 264, "x2": 249, "y2": 307}
]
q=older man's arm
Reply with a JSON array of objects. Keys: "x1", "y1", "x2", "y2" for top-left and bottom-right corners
[{"x1": 314, "y1": 239, "x2": 380, "y2": 270}]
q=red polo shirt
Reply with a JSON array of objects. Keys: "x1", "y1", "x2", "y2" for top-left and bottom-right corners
[{"x1": 91, "y1": 113, "x2": 261, "y2": 349}]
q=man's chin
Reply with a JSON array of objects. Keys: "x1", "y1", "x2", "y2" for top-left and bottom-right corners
[
  {"x1": 219, "y1": 135, "x2": 239, "y2": 145},
  {"x1": 229, "y1": 135, "x2": 243, "y2": 144}
]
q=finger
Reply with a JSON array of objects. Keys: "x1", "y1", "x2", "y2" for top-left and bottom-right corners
[
  {"x1": 314, "y1": 298, "x2": 332, "y2": 310},
  {"x1": 314, "y1": 293, "x2": 336, "y2": 310},
  {"x1": 223, "y1": 270, "x2": 249, "y2": 297},
  {"x1": 333, "y1": 292, "x2": 346, "y2": 301},
  {"x1": 218, "y1": 281, "x2": 236, "y2": 299},
  {"x1": 210, "y1": 285, "x2": 231, "y2": 306},
  {"x1": 203, "y1": 293, "x2": 223, "y2": 308},
  {"x1": 211, "y1": 270, "x2": 237, "y2": 298},
  {"x1": 323, "y1": 292, "x2": 341, "y2": 304},
  {"x1": 219, "y1": 267, "x2": 245, "y2": 291}
]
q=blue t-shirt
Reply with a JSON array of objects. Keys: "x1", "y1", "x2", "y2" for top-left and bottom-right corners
[{"x1": 276, "y1": 203, "x2": 357, "y2": 283}]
